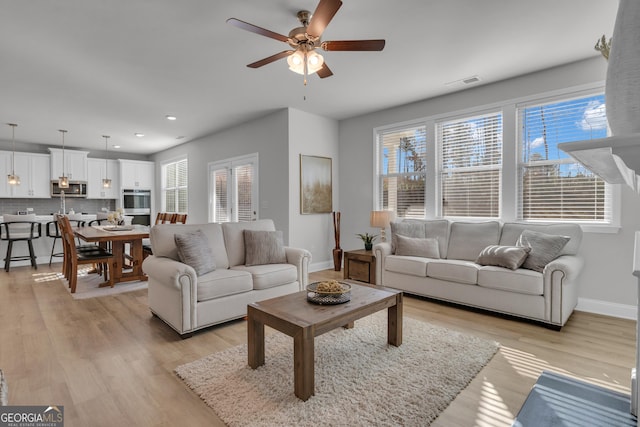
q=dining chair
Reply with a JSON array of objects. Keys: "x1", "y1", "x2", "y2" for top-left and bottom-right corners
[
  {"x1": 58, "y1": 215, "x2": 114, "y2": 293},
  {"x1": 0, "y1": 214, "x2": 42, "y2": 272},
  {"x1": 45, "y1": 214, "x2": 86, "y2": 265}
]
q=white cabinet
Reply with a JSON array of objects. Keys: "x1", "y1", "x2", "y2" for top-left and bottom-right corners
[
  {"x1": 11, "y1": 153, "x2": 50, "y2": 198},
  {"x1": 0, "y1": 151, "x2": 12, "y2": 198},
  {"x1": 87, "y1": 158, "x2": 119, "y2": 199},
  {"x1": 119, "y1": 159, "x2": 154, "y2": 189},
  {"x1": 49, "y1": 148, "x2": 89, "y2": 181}
]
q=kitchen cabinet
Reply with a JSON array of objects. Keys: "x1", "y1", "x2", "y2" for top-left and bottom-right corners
[
  {"x1": 49, "y1": 148, "x2": 89, "y2": 182},
  {"x1": 119, "y1": 159, "x2": 154, "y2": 189},
  {"x1": 0, "y1": 151, "x2": 12, "y2": 197},
  {"x1": 87, "y1": 158, "x2": 119, "y2": 199},
  {"x1": 11, "y1": 153, "x2": 50, "y2": 198}
]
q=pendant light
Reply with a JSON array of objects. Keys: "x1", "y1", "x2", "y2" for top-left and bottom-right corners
[
  {"x1": 58, "y1": 129, "x2": 69, "y2": 188},
  {"x1": 102, "y1": 135, "x2": 112, "y2": 188},
  {"x1": 7, "y1": 123, "x2": 20, "y2": 185}
]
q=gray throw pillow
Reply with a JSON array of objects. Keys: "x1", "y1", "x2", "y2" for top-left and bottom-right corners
[
  {"x1": 395, "y1": 235, "x2": 440, "y2": 259},
  {"x1": 174, "y1": 230, "x2": 216, "y2": 276},
  {"x1": 390, "y1": 221, "x2": 425, "y2": 252},
  {"x1": 476, "y1": 245, "x2": 531, "y2": 270},
  {"x1": 516, "y1": 230, "x2": 570, "y2": 273},
  {"x1": 244, "y1": 230, "x2": 287, "y2": 266}
]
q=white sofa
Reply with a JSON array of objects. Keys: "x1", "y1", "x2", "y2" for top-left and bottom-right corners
[
  {"x1": 142, "y1": 219, "x2": 311, "y2": 337},
  {"x1": 374, "y1": 220, "x2": 583, "y2": 329}
]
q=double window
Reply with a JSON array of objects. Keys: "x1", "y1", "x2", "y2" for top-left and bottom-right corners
[
  {"x1": 161, "y1": 158, "x2": 188, "y2": 213},
  {"x1": 375, "y1": 90, "x2": 612, "y2": 226}
]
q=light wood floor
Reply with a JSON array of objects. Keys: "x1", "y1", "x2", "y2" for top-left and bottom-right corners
[{"x1": 0, "y1": 265, "x2": 636, "y2": 426}]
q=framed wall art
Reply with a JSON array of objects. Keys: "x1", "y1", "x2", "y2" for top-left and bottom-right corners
[{"x1": 300, "y1": 154, "x2": 332, "y2": 214}]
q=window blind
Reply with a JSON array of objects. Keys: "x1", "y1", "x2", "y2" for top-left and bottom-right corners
[
  {"x1": 234, "y1": 163, "x2": 254, "y2": 222},
  {"x1": 438, "y1": 112, "x2": 502, "y2": 218},
  {"x1": 377, "y1": 124, "x2": 427, "y2": 218},
  {"x1": 518, "y1": 94, "x2": 610, "y2": 222},
  {"x1": 213, "y1": 168, "x2": 229, "y2": 223},
  {"x1": 162, "y1": 158, "x2": 188, "y2": 213}
]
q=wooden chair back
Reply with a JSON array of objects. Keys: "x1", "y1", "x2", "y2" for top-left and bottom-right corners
[{"x1": 58, "y1": 215, "x2": 115, "y2": 293}]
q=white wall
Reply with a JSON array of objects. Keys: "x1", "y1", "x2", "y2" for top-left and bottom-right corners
[
  {"x1": 338, "y1": 56, "x2": 639, "y2": 318},
  {"x1": 288, "y1": 108, "x2": 340, "y2": 270},
  {"x1": 151, "y1": 109, "x2": 291, "y2": 241}
]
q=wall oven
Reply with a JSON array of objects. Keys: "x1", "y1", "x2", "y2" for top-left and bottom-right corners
[{"x1": 122, "y1": 188, "x2": 151, "y2": 225}]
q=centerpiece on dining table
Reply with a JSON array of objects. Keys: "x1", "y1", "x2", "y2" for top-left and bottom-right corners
[{"x1": 107, "y1": 208, "x2": 125, "y2": 226}]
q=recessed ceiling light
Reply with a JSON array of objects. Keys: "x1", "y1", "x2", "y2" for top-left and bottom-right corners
[
  {"x1": 112, "y1": 145, "x2": 121, "y2": 149},
  {"x1": 134, "y1": 133, "x2": 145, "y2": 137},
  {"x1": 166, "y1": 115, "x2": 177, "y2": 121},
  {"x1": 176, "y1": 136, "x2": 185, "y2": 140}
]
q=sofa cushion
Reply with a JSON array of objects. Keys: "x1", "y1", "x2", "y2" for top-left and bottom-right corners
[
  {"x1": 500, "y1": 222, "x2": 582, "y2": 256},
  {"x1": 244, "y1": 230, "x2": 287, "y2": 266},
  {"x1": 426, "y1": 259, "x2": 479, "y2": 285},
  {"x1": 222, "y1": 219, "x2": 277, "y2": 267},
  {"x1": 232, "y1": 264, "x2": 298, "y2": 290},
  {"x1": 446, "y1": 221, "x2": 501, "y2": 261},
  {"x1": 424, "y1": 220, "x2": 450, "y2": 259},
  {"x1": 475, "y1": 245, "x2": 530, "y2": 270},
  {"x1": 477, "y1": 266, "x2": 543, "y2": 295},
  {"x1": 384, "y1": 255, "x2": 428, "y2": 277},
  {"x1": 174, "y1": 229, "x2": 216, "y2": 276},
  {"x1": 390, "y1": 220, "x2": 425, "y2": 252},
  {"x1": 517, "y1": 230, "x2": 570, "y2": 273},
  {"x1": 150, "y1": 223, "x2": 229, "y2": 269},
  {"x1": 196, "y1": 269, "x2": 253, "y2": 302},
  {"x1": 395, "y1": 235, "x2": 440, "y2": 258}
]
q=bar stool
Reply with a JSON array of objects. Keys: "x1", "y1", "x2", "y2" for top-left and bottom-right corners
[{"x1": 0, "y1": 214, "x2": 42, "y2": 272}]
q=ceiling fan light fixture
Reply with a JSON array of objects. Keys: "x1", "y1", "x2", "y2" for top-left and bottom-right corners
[{"x1": 287, "y1": 49, "x2": 324, "y2": 75}]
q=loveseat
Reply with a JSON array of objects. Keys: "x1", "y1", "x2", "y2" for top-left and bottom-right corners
[
  {"x1": 373, "y1": 220, "x2": 583, "y2": 328},
  {"x1": 142, "y1": 219, "x2": 311, "y2": 337}
]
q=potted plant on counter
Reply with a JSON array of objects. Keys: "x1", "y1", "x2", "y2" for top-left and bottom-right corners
[{"x1": 356, "y1": 232, "x2": 377, "y2": 251}]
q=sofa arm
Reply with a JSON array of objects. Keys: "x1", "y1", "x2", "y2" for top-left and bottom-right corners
[
  {"x1": 284, "y1": 247, "x2": 312, "y2": 290},
  {"x1": 543, "y1": 255, "x2": 584, "y2": 325},
  {"x1": 373, "y1": 242, "x2": 392, "y2": 286},
  {"x1": 143, "y1": 255, "x2": 198, "y2": 290},
  {"x1": 142, "y1": 255, "x2": 199, "y2": 333}
]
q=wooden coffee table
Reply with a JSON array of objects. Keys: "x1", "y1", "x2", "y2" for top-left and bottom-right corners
[{"x1": 247, "y1": 282, "x2": 403, "y2": 401}]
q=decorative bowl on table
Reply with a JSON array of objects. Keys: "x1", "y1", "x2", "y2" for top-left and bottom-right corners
[{"x1": 306, "y1": 281, "x2": 351, "y2": 305}]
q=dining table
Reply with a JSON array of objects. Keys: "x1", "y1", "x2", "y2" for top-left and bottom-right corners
[{"x1": 74, "y1": 224, "x2": 150, "y2": 286}]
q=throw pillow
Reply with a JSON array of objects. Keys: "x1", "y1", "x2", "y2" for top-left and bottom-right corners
[
  {"x1": 475, "y1": 245, "x2": 531, "y2": 270},
  {"x1": 516, "y1": 230, "x2": 570, "y2": 273},
  {"x1": 395, "y1": 235, "x2": 440, "y2": 258},
  {"x1": 390, "y1": 220, "x2": 425, "y2": 252},
  {"x1": 244, "y1": 230, "x2": 287, "y2": 266},
  {"x1": 174, "y1": 230, "x2": 216, "y2": 276}
]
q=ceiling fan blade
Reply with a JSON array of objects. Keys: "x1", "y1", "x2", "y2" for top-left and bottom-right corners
[
  {"x1": 316, "y1": 63, "x2": 333, "y2": 79},
  {"x1": 247, "y1": 51, "x2": 293, "y2": 68},
  {"x1": 226, "y1": 18, "x2": 289, "y2": 43},
  {"x1": 306, "y1": 0, "x2": 343, "y2": 38},
  {"x1": 321, "y1": 40, "x2": 386, "y2": 51}
]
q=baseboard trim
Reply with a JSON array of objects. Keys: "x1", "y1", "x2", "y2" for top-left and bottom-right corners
[
  {"x1": 309, "y1": 261, "x2": 335, "y2": 273},
  {"x1": 576, "y1": 297, "x2": 637, "y2": 320}
]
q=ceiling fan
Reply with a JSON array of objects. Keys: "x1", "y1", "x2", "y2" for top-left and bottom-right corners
[{"x1": 227, "y1": 0, "x2": 385, "y2": 85}]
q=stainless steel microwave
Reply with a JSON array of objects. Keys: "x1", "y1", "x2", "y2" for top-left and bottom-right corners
[{"x1": 50, "y1": 180, "x2": 87, "y2": 198}]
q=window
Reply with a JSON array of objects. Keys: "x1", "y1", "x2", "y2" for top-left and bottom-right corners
[
  {"x1": 518, "y1": 94, "x2": 610, "y2": 222},
  {"x1": 438, "y1": 112, "x2": 502, "y2": 218},
  {"x1": 375, "y1": 124, "x2": 427, "y2": 218},
  {"x1": 374, "y1": 87, "x2": 615, "y2": 228},
  {"x1": 209, "y1": 153, "x2": 258, "y2": 223},
  {"x1": 162, "y1": 158, "x2": 188, "y2": 213}
]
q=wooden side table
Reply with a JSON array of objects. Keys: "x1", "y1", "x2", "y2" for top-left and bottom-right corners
[{"x1": 343, "y1": 249, "x2": 376, "y2": 284}]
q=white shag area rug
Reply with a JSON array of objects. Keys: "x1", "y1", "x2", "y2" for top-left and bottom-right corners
[
  {"x1": 175, "y1": 312, "x2": 499, "y2": 427},
  {"x1": 58, "y1": 266, "x2": 148, "y2": 299}
]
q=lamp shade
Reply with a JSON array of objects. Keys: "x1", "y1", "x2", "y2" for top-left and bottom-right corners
[
  {"x1": 370, "y1": 210, "x2": 396, "y2": 228},
  {"x1": 287, "y1": 49, "x2": 324, "y2": 75}
]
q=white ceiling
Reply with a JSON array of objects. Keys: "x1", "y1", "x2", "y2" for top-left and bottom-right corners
[{"x1": 0, "y1": 0, "x2": 618, "y2": 155}]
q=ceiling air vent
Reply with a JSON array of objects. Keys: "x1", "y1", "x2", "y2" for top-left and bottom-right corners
[{"x1": 445, "y1": 75, "x2": 481, "y2": 87}]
